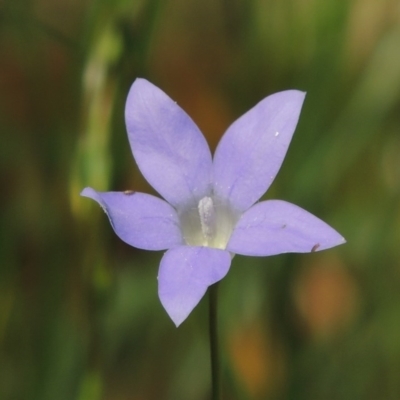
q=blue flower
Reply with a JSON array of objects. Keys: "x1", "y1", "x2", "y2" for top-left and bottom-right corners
[{"x1": 81, "y1": 79, "x2": 345, "y2": 326}]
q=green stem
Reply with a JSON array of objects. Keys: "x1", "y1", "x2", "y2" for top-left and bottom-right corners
[{"x1": 209, "y1": 282, "x2": 220, "y2": 400}]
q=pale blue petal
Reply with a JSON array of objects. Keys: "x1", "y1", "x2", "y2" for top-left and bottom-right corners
[
  {"x1": 227, "y1": 200, "x2": 345, "y2": 256},
  {"x1": 81, "y1": 187, "x2": 183, "y2": 250},
  {"x1": 158, "y1": 246, "x2": 231, "y2": 326},
  {"x1": 125, "y1": 78, "x2": 212, "y2": 209},
  {"x1": 213, "y1": 90, "x2": 306, "y2": 212}
]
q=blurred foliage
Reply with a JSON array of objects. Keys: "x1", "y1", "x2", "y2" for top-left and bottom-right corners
[{"x1": 1, "y1": 0, "x2": 400, "y2": 399}]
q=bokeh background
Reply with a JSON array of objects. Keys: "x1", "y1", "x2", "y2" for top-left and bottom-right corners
[{"x1": 1, "y1": 0, "x2": 400, "y2": 399}]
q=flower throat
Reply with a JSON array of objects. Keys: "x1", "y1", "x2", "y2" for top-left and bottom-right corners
[{"x1": 179, "y1": 195, "x2": 239, "y2": 249}]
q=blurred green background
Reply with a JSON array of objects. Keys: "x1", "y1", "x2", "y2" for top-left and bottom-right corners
[{"x1": 1, "y1": 0, "x2": 400, "y2": 399}]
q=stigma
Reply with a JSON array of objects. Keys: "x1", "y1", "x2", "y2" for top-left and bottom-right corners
[{"x1": 198, "y1": 196, "x2": 216, "y2": 239}]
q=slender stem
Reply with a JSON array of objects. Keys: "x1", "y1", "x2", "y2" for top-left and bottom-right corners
[{"x1": 209, "y1": 282, "x2": 220, "y2": 400}]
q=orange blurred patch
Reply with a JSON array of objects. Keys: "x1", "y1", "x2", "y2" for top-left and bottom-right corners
[
  {"x1": 150, "y1": 33, "x2": 234, "y2": 153},
  {"x1": 293, "y1": 256, "x2": 359, "y2": 339},
  {"x1": 159, "y1": 67, "x2": 233, "y2": 152},
  {"x1": 175, "y1": 78, "x2": 233, "y2": 153},
  {"x1": 228, "y1": 322, "x2": 286, "y2": 398}
]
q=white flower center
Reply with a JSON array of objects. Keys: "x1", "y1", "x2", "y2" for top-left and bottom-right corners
[{"x1": 179, "y1": 196, "x2": 239, "y2": 249}]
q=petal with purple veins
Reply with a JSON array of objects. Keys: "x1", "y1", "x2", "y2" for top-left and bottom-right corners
[
  {"x1": 81, "y1": 187, "x2": 183, "y2": 251},
  {"x1": 213, "y1": 90, "x2": 306, "y2": 212},
  {"x1": 125, "y1": 79, "x2": 212, "y2": 209},
  {"x1": 158, "y1": 246, "x2": 231, "y2": 326},
  {"x1": 227, "y1": 200, "x2": 345, "y2": 256}
]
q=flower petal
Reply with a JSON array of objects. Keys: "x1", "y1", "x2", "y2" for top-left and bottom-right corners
[
  {"x1": 125, "y1": 78, "x2": 212, "y2": 209},
  {"x1": 158, "y1": 246, "x2": 231, "y2": 326},
  {"x1": 227, "y1": 200, "x2": 345, "y2": 256},
  {"x1": 213, "y1": 90, "x2": 306, "y2": 212},
  {"x1": 81, "y1": 187, "x2": 183, "y2": 250}
]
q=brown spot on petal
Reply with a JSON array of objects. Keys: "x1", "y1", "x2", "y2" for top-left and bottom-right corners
[
  {"x1": 311, "y1": 243, "x2": 320, "y2": 252},
  {"x1": 281, "y1": 224, "x2": 287, "y2": 229},
  {"x1": 123, "y1": 190, "x2": 135, "y2": 195}
]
